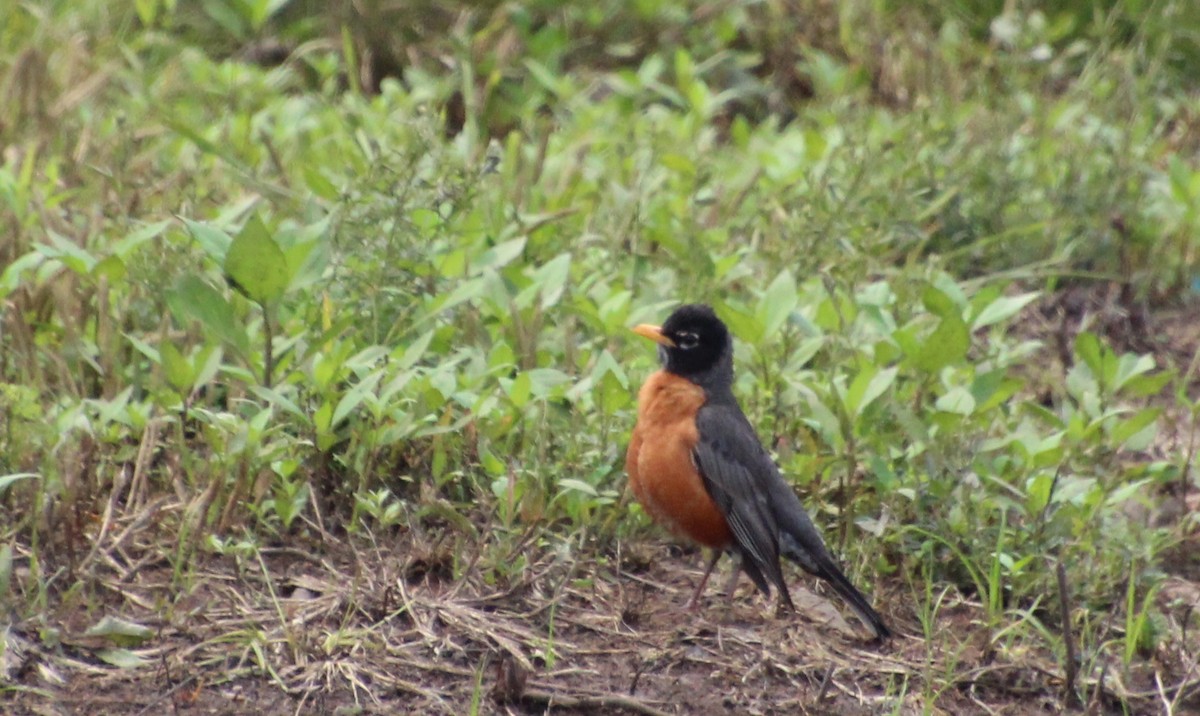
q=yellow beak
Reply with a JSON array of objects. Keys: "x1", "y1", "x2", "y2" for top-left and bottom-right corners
[{"x1": 631, "y1": 324, "x2": 676, "y2": 348}]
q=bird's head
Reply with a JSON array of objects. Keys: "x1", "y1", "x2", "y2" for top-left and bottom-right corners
[{"x1": 632, "y1": 304, "x2": 733, "y2": 386}]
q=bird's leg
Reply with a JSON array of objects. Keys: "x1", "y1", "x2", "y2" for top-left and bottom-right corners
[
  {"x1": 774, "y1": 584, "x2": 797, "y2": 618},
  {"x1": 688, "y1": 551, "x2": 723, "y2": 610}
]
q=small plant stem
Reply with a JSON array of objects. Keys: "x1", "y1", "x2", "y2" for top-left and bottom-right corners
[
  {"x1": 261, "y1": 303, "x2": 274, "y2": 388},
  {"x1": 1056, "y1": 559, "x2": 1081, "y2": 708}
]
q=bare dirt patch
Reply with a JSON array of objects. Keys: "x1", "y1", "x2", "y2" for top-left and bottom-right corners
[{"x1": 5, "y1": 522, "x2": 1199, "y2": 715}]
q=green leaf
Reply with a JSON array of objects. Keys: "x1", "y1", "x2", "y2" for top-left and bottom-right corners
[
  {"x1": 526, "y1": 368, "x2": 572, "y2": 398},
  {"x1": 921, "y1": 285, "x2": 958, "y2": 319},
  {"x1": 283, "y1": 237, "x2": 330, "y2": 291},
  {"x1": 135, "y1": 0, "x2": 159, "y2": 25},
  {"x1": 159, "y1": 341, "x2": 194, "y2": 392},
  {"x1": 44, "y1": 231, "x2": 99, "y2": 275},
  {"x1": 183, "y1": 218, "x2": 233, "y2": 262},
  {"x1": 166, "y1": 276, "x2": 250, "y2": 357},
  {"x1": 757, "y1": 269, "x2": 798, "y2": 338},
  {"x1": 476, "y1": 237, "x2": 527, "y2": 272},
  {"x1": 331, "y1": 372, "x2": 383, "y2": 427},
  {"x1": 845, "y1": 365, "x2": 897, "y2": 418},
  {"x1": 0, "y1": 251, "x2": 46, "y2": 299},
  {"x1": 1074, "y1": 332, "x2": 1104, "y2": 378},
  {"x1": 913, "y1": 313, "x2": 969, "y2": 373},
  {"x1": 936, "y1": 386, "x2": 976, "y2": 415},
  {"x1": 92, "y1": 255, "x2": 127, "y2": 282},
  {"x1": 114, "y1": 220, "x2": 171, "y2": 256},
  {"x1": 84, "y1": 616, "x2": 154, "y2": 648},
  {"x1": 507, "y1": 372, "x2": 532, "y2": 409},
  {"x1": 193, "y1": 346, "x2": 223, "y2": 388},
  {"x1": 800, "y1": 390, "x2": 843, "y2": 448},
  {"x1": 1111, "y1": 353, "x2": 1156, "y2": 394},
  {"x1": 96, "y1": 648, "x2": 148, "y2": 669},
  {"x1": 0, "y1": 543, "x2": 10, "y2": 601},
  {"x1": 1109, "y1": 407, "x2": 1161, "y2": 447},
  {"x1": 559, "y1": 478, "x2": 598, "y2": 497},
  {"x1": 972, "y1": 291, "x2": 1039, "y2": 329},
  {"x1": 532, "y1": 252, "x2": 572, "y2": 308},
  {"x1": 396, "y1": 331, "x2": 435, "y2": 371},
  {"x1": 480, "y1": 447, "x2": 506, "y2": 477},
  {"x1": 224, "y1": 214, "x2": 289, "y2": 305},
  {"x1": 0, "y1": 473, "x2": 39, "y2": 496}
]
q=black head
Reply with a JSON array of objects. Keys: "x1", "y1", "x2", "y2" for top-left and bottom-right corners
[{"x1": 632, "y1": 303, "x2": 734, "y2": 388}]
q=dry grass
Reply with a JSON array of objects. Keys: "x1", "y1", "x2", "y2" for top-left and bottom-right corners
[{"x1": 4, "y1": 495, "x2": 1199, "y2": 715}]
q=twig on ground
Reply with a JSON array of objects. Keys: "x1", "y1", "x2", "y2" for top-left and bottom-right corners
[{"x1": 522, "y1": 687, "x2": 674, "y2": 716}]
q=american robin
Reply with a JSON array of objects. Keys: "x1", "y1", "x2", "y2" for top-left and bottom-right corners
[{"x1": 626, "y1": 303, "x2": 891, "y2": 640}]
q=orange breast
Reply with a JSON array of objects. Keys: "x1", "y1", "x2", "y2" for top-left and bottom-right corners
[{"x1": 626, "y1": 371, "x2": 732, "y2": 549}]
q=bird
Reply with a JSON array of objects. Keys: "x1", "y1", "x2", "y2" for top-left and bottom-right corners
[{"x1": 626, "y1": 303, "x2": 891, "y2": 640}]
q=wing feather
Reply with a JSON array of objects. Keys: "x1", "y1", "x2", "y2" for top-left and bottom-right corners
[{"x1": 691, "y1": 405, "x2": 787, "y2": 598}]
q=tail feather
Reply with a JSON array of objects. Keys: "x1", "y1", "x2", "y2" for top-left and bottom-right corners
[
  {"x1": 813, "y1": 557, "x2": 891, "y2": 640},
  {"x1": 779, "y1": 535, "x2": 890, "y2": 639}
]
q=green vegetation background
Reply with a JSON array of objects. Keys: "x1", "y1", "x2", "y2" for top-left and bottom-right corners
[{"x1": 2, "y1": 0, "x2": 1199, "y2": 710}]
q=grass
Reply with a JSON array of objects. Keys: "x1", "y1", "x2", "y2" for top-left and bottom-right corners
[{"x1": 2, "y1": 0, "x2": 1200, "y2": 713}]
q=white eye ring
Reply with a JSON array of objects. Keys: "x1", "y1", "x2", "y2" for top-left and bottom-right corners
[{"x1": 676, "y1": 332, "x2": 700, "y2": 349}]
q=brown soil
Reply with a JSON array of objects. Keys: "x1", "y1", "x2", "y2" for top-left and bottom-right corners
[{"x1": 4, "y1": 524, "x2": 1199, "y2": 716}]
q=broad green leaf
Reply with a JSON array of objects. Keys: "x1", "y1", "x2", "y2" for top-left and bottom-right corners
[
  {"x1": 757, "y1": 269, "x2": 798, "y2": 338},
  {"x1": 1025, "y1": 472, "x2": 1056, "y2": 514},
  {"x1": 113, "y1": 220, "x2": 171, "y2": 256},
  {"x1": 1111, "y1": 353, "x2": 1156, "y2": 394},
  {"x1": 845, "y1": 365, "x2": 897, "y2": 418},
  {"x1": 395, "y1": 331, "x2": 435, "y2": 371},
  {"x1": 96, "y1": 648, "x2": 148, "y2": 669},
  {"x1": 224, "y1": 214, "x2": 289, "y2": 305},
  {"x1": 304, "y1": 165, "x2": 339, "y2": 201},
  {"x1": 1121, "y1": 370, "x2": 1173, "y2": 398},
  {"x1": 716, "y1": 301, "x2": 763, "y2": 344},
  {"x1": 1110, "y1": 407, "x2": 1161, "y2": 447},
  {"x1": 92, "y1": 255, "x2": 126, "y2": 282},
  {"x1": 936, "y1": 386, "x2": 976, "y2": 415},
  {"x1": 159, "y1": 341, "x2": 194, "y2": 392},
  {"x1": 134, "y1": 0, "x2": 158, "y2": 25},
  {"x1": 1074, "y1": 332, "x2": 1104, "y2": 379},
  {"x1": 972, "y1": 291, "x2": 1039, "y2": 329},
  {"x1": 1105, "y1": 478, "x2": 1152, "y2": 507},
  {"x1": 248, "y1": 384, "x2": 305, "y2": 419},
  {"x1": 476, "y1": 237, "x2": 527, "y2": 272},
  {"x1": 183, "y1": 218, "x2": 233, "y2": 261},
  {"x1": 913, "y1": 313, "x2": 969, "y2": 373},
  {"x1": 331, "y1": 372, "x2": 383, "y2": 427},
  {"x1": 38, "y1": 232, "x2": 96, "y2": 275},
  {"x1": 534, "y1": 253, "x2": 572, "y2": 308},
  {"x1": 193, "y1": 346, "x2": 223, "y2": 389},
  {"x1": 84, "y1": 616, "x2": 153, "y2": 648},
  {"x1": 921, "y1": 285, "x2": 958, "y2": 320},
  {"x1": 559, "y1": 478, "x2": 598, "y2": 497},
  {"x1": 166, "y1": 276, "x2": 250, "y2": 357},
  {"x1": 0, "y1": 251, "x2": 46, "y2": 298},
  {"x1": 283, "y1": 238, "x2": 330, "y2": 291},
  {"x1": 480, "y1": 447, "x2": 506, "y2": 477},
  {"x1": 508, "y1": 372, "x2": 532, "y2": 408},
  {"x1": 526, "y1": 368, "x2": 572, "y2": 398},
  {"x1": 800, "y1": 391, "x2": 842, "y2": 448}
]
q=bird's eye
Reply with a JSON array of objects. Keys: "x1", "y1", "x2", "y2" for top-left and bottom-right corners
[{"x1": 676, "y1": 331, "x2": 700, "y2": 350}]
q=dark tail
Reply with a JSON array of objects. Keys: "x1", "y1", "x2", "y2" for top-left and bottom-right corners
[
  {"x1": 810, "y1": 555, "x2": 891, "y2": 640},
  {"x1": 778, "y1": 531, "x2": 890, "y2": 638}
]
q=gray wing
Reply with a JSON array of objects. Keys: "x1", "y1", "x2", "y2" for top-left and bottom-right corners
[{"x1": 691, "y1": 403, "x2": 788, "y2": 597}]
